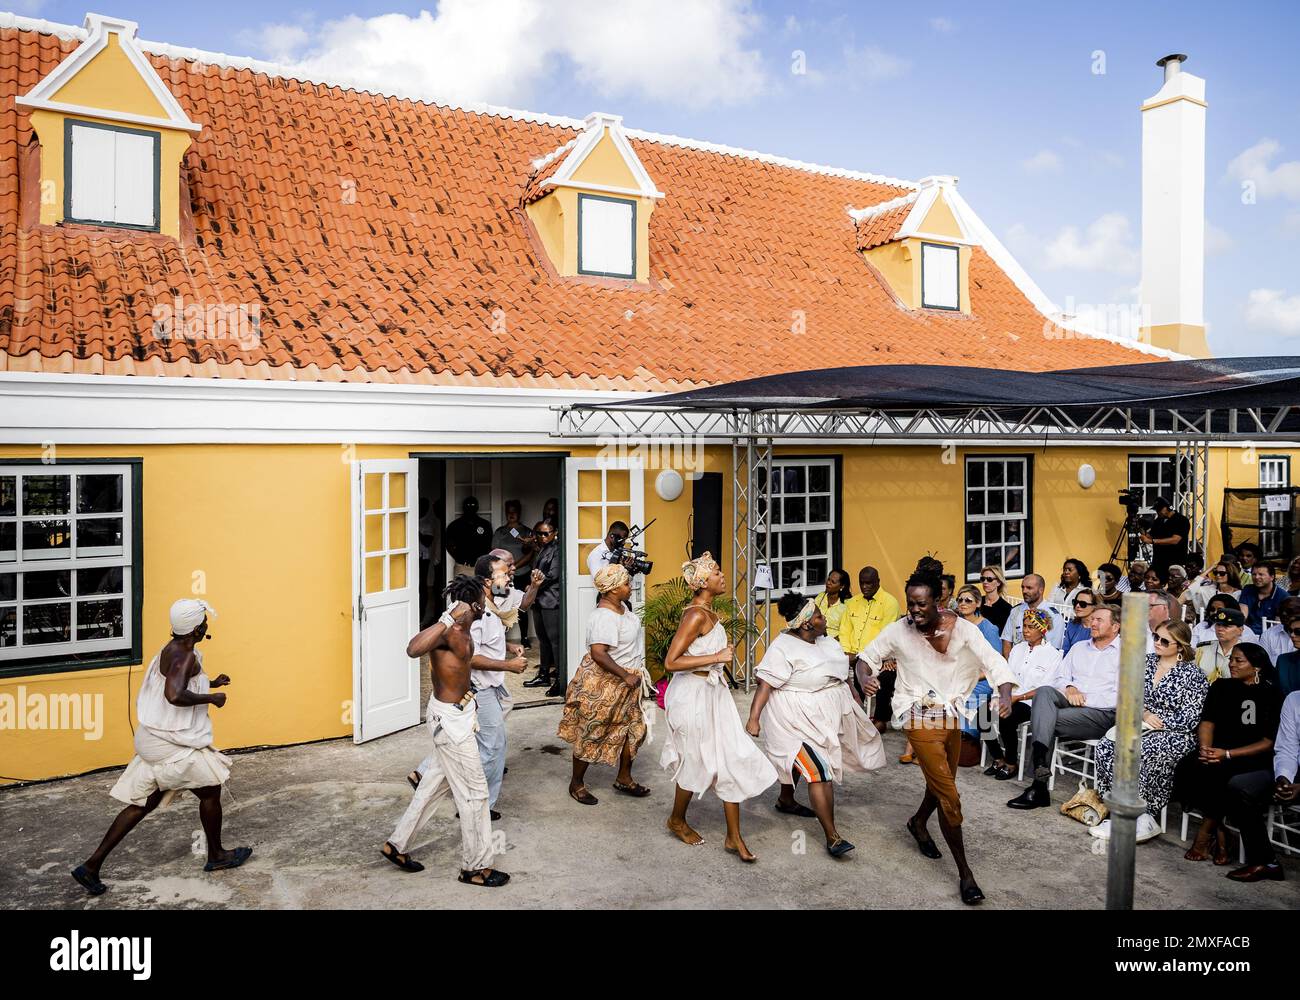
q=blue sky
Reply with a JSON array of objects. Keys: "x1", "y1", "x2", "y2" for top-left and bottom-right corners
[{"x1": 15, "y1": 0, "x2": 1300, "y2": 355}]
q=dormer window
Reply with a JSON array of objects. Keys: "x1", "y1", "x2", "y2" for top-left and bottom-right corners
[
  {"x1": 920, "y1": 242, "x2": 960, "y2": 310},
  {"x1": 578, "y1": 194, "x2": 636, "y2": 279},
  {"x1": 65, "y1": 120, "x2": 160, "y2": 231}
]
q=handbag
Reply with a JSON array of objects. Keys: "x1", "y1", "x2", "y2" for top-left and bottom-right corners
[{"x1": 1061, "y1": 786, "x2": 1109, "y2": 826}]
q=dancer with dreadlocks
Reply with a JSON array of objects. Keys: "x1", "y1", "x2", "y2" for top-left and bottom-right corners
[{"x1": 856, "y1": 568, "x2": 1016, "y2": 904}]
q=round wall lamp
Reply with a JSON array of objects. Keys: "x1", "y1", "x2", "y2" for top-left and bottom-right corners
[
  {"x1": 655, "y1": 468, "x2": 685, "y2": 502},
  {"x1": 1078, "y1": 463, "x2": 1096, "y2": 489}
]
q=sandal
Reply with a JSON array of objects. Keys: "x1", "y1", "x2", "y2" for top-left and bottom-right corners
[
  {"x1": 380, "y1": 843, "x2": 425, "y2": 873},
  {"x1": 612, "y1": 780, "x2": 651, "y2": 798},
  {"x1": 71, "y1": 865, "x2": 107, "y2": 896},
  {"x1": 203, "y1": 846, "x2": 253, "y2": 872},
  {"x1": 569, "y1": 786, "x2": 599, "y2": 805},
  {"x1": 899, "y1": 752, "x2": 915, "y2": 764},
  {"x1": 775, "y1": 799, "x2": 816, "y2": 818},
  {"x1": 826, "y1": 838, "x2": 856, "y2": 858},
  {"x1": 458, "y1": 867, "x2": 510, "y2": 888}
]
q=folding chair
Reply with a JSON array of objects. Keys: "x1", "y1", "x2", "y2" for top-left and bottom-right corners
[
  {"x1": 1268, "y1": 802, "x2": 1300, "y2": 857},
  {"x1": 1049, "y1": 737, "x2": 1099, "y2": 791}
]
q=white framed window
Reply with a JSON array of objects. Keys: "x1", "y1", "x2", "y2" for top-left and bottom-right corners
[
  {"x1": 0, "y1": 464, "x2": 138, "y2": 665},
  {"x1": 65, "y1": 120, "x2": 160, "y2": 230},
  {"x1": 921, "y1": 242, "x2": 960, "y2": 310},
  {"x1": 965, "y1": 456, "x2": 1030, "y2": 581},
  {"x1": 578, "y1": 194, "x2": 636, "y2": 278},
  {"x1": 756, "y1": 458, "x2": 837, "y2": 593},
  {"x1": 1127, "y1": 456, "x2": 1175, "y2": 514},
  {"x1": 1260, "y1": 455, "x2": 1292, "y2": 560}
]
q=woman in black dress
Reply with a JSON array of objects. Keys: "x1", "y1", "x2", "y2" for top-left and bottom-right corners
[
  {"x1": 1173, "y1": 642, "x2": 1281, "y2": 864},
  {"x1": 977, "y1": 564, "x2": 1014, "y2": 633}
]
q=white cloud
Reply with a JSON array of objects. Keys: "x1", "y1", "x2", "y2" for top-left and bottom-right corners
[
  {"x1": 1244, "y1": 288, "x2": 1300, "y2": 335},
  {"x1": 1225, "y1": 138, "x2": 1300, "y2": 201},
  {"x1": 841, "y1": 43, "x2": 910, "y2": 81},
  {"x1": 1205, "y1": 221, "x2": 1234, "y2": 256},
  {"x1": 244, "y1": 0, "x2": 767, "y2": 110},
  {"x1": 1022, "y1": 149, "x2": 1062, "y2": 174},
  {"x1": 928, "y1": 17, "x2": 957, "y2": 33},
  {"x1": 1042, "y1": 212, "x2": 1139, "y2": 273}
]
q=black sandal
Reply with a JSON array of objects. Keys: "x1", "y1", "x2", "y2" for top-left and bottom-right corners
[
  {"x1": 569, "y1": 786, "x2": 599, "y2": 805},
  {"x1": 775, "y1": 799, "x2": 816, "y2": 818},
  {"x1": 380, "y1": 843, "x2": 425, "y2": 873},
  {"x1": 906, "y1": 818, "x2": 942, "y2": 860},
  {"x1": 459, "y1": 867, "x2": 511, "y2": 887},
  {"x1": 71, "y1": 865, "x2": 107, "y2": 896},
  {"x1": 827, "y1": 838, "x2": 856, "y2": 858},
  {"x1": 612, "y1": 780, "x2": 651, "y2": 797},
  {"x1": 203, "y1": 846, "x2": 253, "y2": 872}
]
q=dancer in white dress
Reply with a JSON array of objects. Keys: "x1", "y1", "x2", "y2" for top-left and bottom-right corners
[
  {"x1": 745, "y1": 592, "x2": 886, "y2": 857},
  {"x1": 661, "y1": 553, "x2": 778, "y2": 862}
]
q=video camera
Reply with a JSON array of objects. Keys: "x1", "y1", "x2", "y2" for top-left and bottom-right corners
[{"x1": 608, "y1": 519, "x2": 656, "y2": 577}]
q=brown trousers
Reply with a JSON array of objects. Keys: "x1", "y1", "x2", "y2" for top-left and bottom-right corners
[{"x1": 905, "y1": 721, "x2": 964, "y2": 827}]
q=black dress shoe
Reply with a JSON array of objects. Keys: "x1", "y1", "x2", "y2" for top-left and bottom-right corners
[
  {"x1": 960, "y1": 878, "x2": 986, "y2": 904},
  {"x1": 522, "y1": 672, "x2": 551, "y2": 688},
  {"x1": 545, "y1": 681, "x2": 566, "y2": 698},
  {"x1": 1006, "y1": 782, "x2": 1051, "y2": 809}
]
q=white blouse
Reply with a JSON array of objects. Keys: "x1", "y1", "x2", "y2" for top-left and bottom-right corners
[
  {"x1": 1006, "y1": 640, "x2": 1063, "y2": 696},
  {"x1": 586, "y1": 606, "x2": 645, "y2": 673},
  {"x1": 756, "y1": 632, "x2": 850, "y2": 692}
]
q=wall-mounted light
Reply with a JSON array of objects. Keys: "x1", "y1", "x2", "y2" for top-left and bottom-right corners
[
  {"x1": 1078, "y1": 463, "x2": 1096, "y2": 489},
  {"x1": 655, "y1": 469, "x2": 684, "y2": 501}
]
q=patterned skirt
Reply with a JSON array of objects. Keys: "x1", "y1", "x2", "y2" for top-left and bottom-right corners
[{"x1": 557, "y1": 654, "x2": 648, "y2": 766}]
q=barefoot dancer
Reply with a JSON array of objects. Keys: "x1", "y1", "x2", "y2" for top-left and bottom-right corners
[
  {"x1": 661, "y1": 554, "x2": 777, "y2": 862},
  {"x1": 381, "y1": 575, "x2": 509, "y2": 888},
  {"x1": 857, "y1": 570, "x2": 1016, "y2": 904},
  {"x1": 557, "y1": 564, "x2": 652, "y2": 804},
  {"x1": 745, "y1": 593, "x2": 886, "y2": 857},
  {"x1": 72, "y1": 600, "x2": 250, "y2": 896}
]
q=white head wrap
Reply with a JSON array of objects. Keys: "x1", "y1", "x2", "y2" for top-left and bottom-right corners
[
  {"x1": 170, "y1": 599, "x2": 215, "y2": 636},
  {"x1": 790, "y1": 598, "x2": 817, "y2": 630},
  {"x1": 594, "y1": 563, "x2": 631, "y2": 594}
]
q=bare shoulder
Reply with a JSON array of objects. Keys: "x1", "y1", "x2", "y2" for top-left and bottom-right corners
[
  {"x1": 160, "y1": 643, "x2": 199, "y2": 678},
  {"x1": 679, "y1": 604, "x2": 714, "y2": 635}
]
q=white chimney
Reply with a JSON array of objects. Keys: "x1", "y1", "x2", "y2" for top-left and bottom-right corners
[{"x1": 1140, "y1": 54, "x2": 1209, "y2": 357}]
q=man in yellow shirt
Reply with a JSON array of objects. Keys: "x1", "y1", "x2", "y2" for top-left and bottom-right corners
[{"x1": 839, "y1": 566, "x2": 901, "y2": 731}]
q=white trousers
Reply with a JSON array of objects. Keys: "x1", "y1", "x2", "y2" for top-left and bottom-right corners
[{"x1": 390, "y1": 696, "x2": 494, "y2": 872}]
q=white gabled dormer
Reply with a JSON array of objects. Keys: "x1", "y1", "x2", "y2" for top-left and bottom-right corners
[
  {"x1": 17, "y1": 13, "x2": 201, "y2": 236},
  {"x1": 852, "y1": 176, "x2": 978, "y2": 313},
  {"x1": 525, "y1": 112, "x2": 664, "y2": 283}
]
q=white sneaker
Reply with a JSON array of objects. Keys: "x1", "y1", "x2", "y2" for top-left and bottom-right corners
[
  {"x1": 1089, "y1": 818, "x2": 1112, "y2": 839},
  {"x1": 1136, "y1": 813, "x2": 1162, "y2": 843}
]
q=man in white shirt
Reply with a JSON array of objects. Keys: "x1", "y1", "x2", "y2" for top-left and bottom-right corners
[
  {"x1": 409, "y1": 554, "x2": 528, "y2": 817},
  {"x1": 1000, "y1": 574, "x2": 1065, "y2": 655},
  {"x1": 586, "y1": 522, "x2": 631, "y2": 578},
  {"x1": 858, "y1": 571, "x2": 1016, "y2": 906},
  {"x1": 1007, "y1": 604, "x2": 1121, "y2": 811},
  {"x1": 1259, "y1": 597, "x2": 1300, "y2": 664}
]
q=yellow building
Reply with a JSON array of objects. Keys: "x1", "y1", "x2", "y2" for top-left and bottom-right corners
[{"x1": 0, "y1": 15, "x2": 1296, "y2": 784}]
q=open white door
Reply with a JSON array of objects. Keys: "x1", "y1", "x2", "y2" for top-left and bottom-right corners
[
  {"x1": 565, "y1": 457, "x2": 645, "y2": 673},
  {"x1": 351, "y1": 460, "x2": 420, "y2": 743}
]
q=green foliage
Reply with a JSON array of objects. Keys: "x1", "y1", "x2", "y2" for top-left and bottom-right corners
[{"x1": 638, "y1": 577, "x2": 756, "y2": 682}]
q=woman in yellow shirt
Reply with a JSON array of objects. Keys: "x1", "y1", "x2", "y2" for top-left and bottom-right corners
[{"x1": 814, "y1": 568, "x2": 852, "y2": 641}]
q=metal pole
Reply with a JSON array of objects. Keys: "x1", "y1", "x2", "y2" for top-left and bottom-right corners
[{"x1": 1105, "y1": 591, "x2": 1149, "y2": 910}]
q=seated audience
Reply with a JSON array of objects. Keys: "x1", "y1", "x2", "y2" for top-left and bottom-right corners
[
  {"x1": 1006, "y1": 605, "x2": 1121, "y2": 810},
  {"x1": 1096, "y1": 563, "x2": 1124, "y2": 608},
  {"x1": 1117, "y1": 559, "x2": 1148, "y2": 594},
  {"x1": 1048, "y1": 559, "x2": 1091, "y2": 607},
  {"x1": 1174, "y1": 643, "x2": 1281, "y2": 864},
  {"x1": 955, "y1": 584, "x2": 999, "y2": 739},
  {"x1": 980, "y1": 608, "x2": 1062, "y2": 781},
  {"x1": 1259, "y1": 596, "x2": 1300, "y2": 665},
  {"x1": 1145, "y1": 589, "x2": 1180, "y2": 654},
  {"x1": 1191, "y1": 594, "x2": 1255, "y2": 649},
  {"x1": 977, "y1": 565, "x2": 1015, "y2": 632},
  {"x1": 1225, "y1": 689, "x2": 1299, "y2": 882},
  {"x1": 1091, "y1": 620, "x2": 1209, "y2": 844},
  {"x1": 1234, "y1": 543, "x2": 1263, "y2": 589},
  {"x1": 1197, "y1": 606, "x2": 1254, "y2": 683},
  {"x1": 1206, "y1": 560, "x2": 1242, "y2": 603},
  {"x1": 1275, "y1": 615, "x2": 1300, "y2": 700},
  {"x1": 1000, "y1": 573, "x2": 1065, "y2": 657},
  {"x1": 1285, "y1": 555, "x2": 1300, "y2": 598},
  {"x1": 1240, "y1": 562, "x2": 1289, "y2": 635},
  {"x1": 1062, "y1": 589, "x2": 1097, "y2": 654}
]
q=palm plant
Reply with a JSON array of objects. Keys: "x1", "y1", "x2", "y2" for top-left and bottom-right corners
[{"x1": 638, "y1": 577, "x2": 756, "y2": 682}]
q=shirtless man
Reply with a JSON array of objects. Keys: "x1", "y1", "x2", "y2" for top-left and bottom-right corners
[
  {"x1": 857, "y1": 571, "x2": 1016, "y2": 905},
  {"x1": 380, "y1": 575, "x2": 509, "y2": 887}
]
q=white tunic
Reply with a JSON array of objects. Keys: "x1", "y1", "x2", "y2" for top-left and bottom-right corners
[
  {"x1": 754, "y1": 632, "x2": 885, "y2": 783},
  {"x1": 659, "y1": 619, "x2": 777, "y2": 802}
]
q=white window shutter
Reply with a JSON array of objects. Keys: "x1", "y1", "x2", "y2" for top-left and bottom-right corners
[
  {"x1": 580, "y1": 197, "x2": 634, "y2": 276},
  {"x1": 922, "y1": 243, "x2": 959, "y2": 309},
  {"x1": 112, "y1": 130, "x2": 156, "y2": 227},
  {"x1": 69, "y1": 124, "x2": 116, "y2": 224}
]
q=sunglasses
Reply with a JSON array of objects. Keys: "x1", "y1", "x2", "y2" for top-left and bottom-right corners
[
  {"x1": 956, "y1": 596, "x2": 977, "y2": 604},
  {"x1": 980, "y1": 576, "x2": 997, "y2": 583},
  {"x1": 1213, "y1": 570, "x2": 1229, "y2": 577},
  {"x1": 1073, "y1": 599, "x2": 1095, "y2": 607},
  {"x1": 1289, "y1": 628, "x2": 1300, "y2": 638},
  {"x1": 1153, "y1": 635, "x2": 1174, "y2": 647}
]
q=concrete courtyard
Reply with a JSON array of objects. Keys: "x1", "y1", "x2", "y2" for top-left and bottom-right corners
[{"x1": 4, "y1": 690, "x2": 1297, "y2": 910}]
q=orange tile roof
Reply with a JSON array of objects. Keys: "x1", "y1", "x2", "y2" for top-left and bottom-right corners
[
  {"x1": 855, "y1": 199, "x2": 915, "y2": 251},
  {"x1": 0, "y1": 23, "x2": 1157, "y2": 392}
]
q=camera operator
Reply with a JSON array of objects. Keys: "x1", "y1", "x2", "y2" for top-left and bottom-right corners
[
  {"x1": 587, "y1": 522, "x2": 633, "y2": 577},
  {"x1": 1139, "y1": 497, "x2": 1190, "y2": 577}
]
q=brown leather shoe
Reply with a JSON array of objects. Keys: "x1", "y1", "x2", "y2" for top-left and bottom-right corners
[{"x1": 1226, "y1": 863, "x2": 1284, "y2": 883}]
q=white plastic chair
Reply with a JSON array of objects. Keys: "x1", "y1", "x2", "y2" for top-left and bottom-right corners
[
  {"x1": 1268, "y1": 802, "x2": 1300, "y2": 857},
  {"x1": 1049, "y1": 737, "x2": 1099, "y2": 791},
  {"x1": 978, "y1": 721, "x2": 1031, "y2": 780}
]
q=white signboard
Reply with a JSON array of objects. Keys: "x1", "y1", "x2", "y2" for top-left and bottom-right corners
[{"x1": 1263, "y1": 494, "x2": 1290, "y2": 512}]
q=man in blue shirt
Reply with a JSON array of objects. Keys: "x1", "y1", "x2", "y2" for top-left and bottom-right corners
[
  {"x1": 1240, "y1": 562, "x2": 1289, "y2": 634},
  {"x1": 1226, "y1": 690, "x2": 1299, "y2": 882}
]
